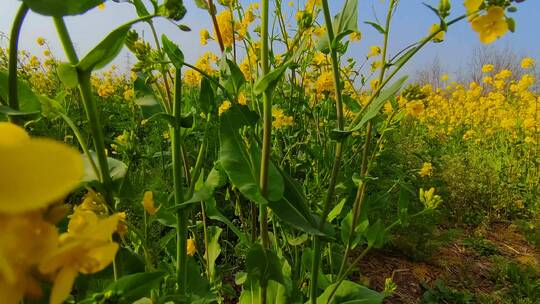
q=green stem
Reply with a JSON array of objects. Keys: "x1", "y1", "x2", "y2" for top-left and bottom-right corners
[
  {"x1": 310, "y1": 0, "x2": 347, "y2": 302},
  {"x1": 54, "y1": 17, "x2": 114, "y2": 206},
  {"x1": 7, "y1": 3, "x2": 29, "y2": 115},
  {"x1": 259, "y1": 0, "x2": 271, "y2": 302},
  {"x1": 172, "y1": 69, "x2": 187, "y2": 294}
]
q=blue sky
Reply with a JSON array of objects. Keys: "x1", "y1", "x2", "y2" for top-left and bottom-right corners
[{"x1": 1, "y1": 0, "x2": 539, "y2": 77}]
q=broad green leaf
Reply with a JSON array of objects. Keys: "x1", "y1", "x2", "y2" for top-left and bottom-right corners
[
  {"x1": 302, "y1": 248, "x2": 331, "y2": 290},
  {"x1": 328, "y1": 198, "x2": 346, "y2": 222},
  {"x1": 82, "y1": 151, "x2": 128, "y2": 182},
  {"x1": 22, "y1": 0, "x2": 104, "y2": 16},
  {"x1": 268, "y1": 196, "x2": 326, "y2": 236},
  {"x1": 315, "y1": 280, "x2": 385, "y2": 304},
  {"x1": 253, "y1": 63, "x2": 289, "y2": 96},
  {"x1": 248, "y1": 145, "x2": 284, "y2": 202},
  {"x1": 133, "y1": 77, "x2": 164, "y2": 118},
  {"x1": 218, "y1": 104, "x2": 266, "y2": 205},
  {"x1": 199, "y1": 77, "x2": 215, "y2": 113},
  {"x1": 186, "y1": 257, "x2": 215, "y2": 301},
  {"x1": 365, "y1": 219, "x2": 386, "y2": 248},
  {"x1": 246, "y1": 244, "x2": 284, "y2": 285},
  {"x1": 77, "y1": 20, "x2": 137, "y2": 72},
  {"x1": 0, "y1": 70, "x2": 41, "y2": 115},
  {"x1": 333, "y1": 76, "x2": 408, "y2": 136},
  {"x1": 57, "y1": 62, "x2": 79, "y2": 88},
  {"x1": 205, "y1": 226, "x2": 222, "y2": 281},
  {"x1": 105, "y1": 271, "x2": 165, "y2": 303},
  {"x1": 239, "y1": 280, "x2": 288, "y2": 304},
  {"x1": 162, "y1": 35, "x2": 184, "y2": 69},
  {"x1": 220, "y1": 57, "x2": 245, "y2": 99},
  {"x1": 317, "y1": 0, "x2": 358, "y2": 52},
  {"x1": 340, "y1": 211, "x2": 369, "y2": 249},
  {"x1": 287, "y1": 233, "x2": 309, "y2": 246},
  {"x1": 37, "y1": 95, "x2": 64, "y2": 118}
]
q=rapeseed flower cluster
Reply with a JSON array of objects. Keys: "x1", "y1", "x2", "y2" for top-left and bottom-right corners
[
  {"x1": 413, "y1": 60, "x2": 539, "y2": 145},
  {"x1": 0, "y1": 123, "x2": 119, "y2": 304}
]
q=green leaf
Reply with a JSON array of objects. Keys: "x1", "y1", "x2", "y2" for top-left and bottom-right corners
[
  {"x1": 132, "y1": 0, "x2": 150, "y2": 17},
  {"x1": 220, "y1": 57, "x2": 246, "y2": 99},
  {"x1": 333, "y1": 76, "x2": 408, "y2": 136},
  {"x1": 327, "y1": 198, "x2": 346, "y2": 222},
  {"x1": 218, "y1": 104, "x2": 267, "y2": 205},
  {"x1": 193, "y1": 0, "x2": 209, "y2": 10},
  {"x1": 185, "y1": 257, "x2": 215, "y2": 301},
  {"x1": 246, "y1": 244, "x2": 284, "y2": 285},
  {"x1": 317, "y1": 0, "x2": 358, "y2": 52},
  {"x1": 248, "y1": 145, "x2": 284, "y2": 202},
  {"x1": 364, "y1": 21, "x2": 386, "y2": 34},
  {"x1": 162, "y1": 35, "x2": 184, "y2": 69},
  {"x1": 199, "y1": 77, "x2": 215, "y2": 113},
  {"x1": 205, "y1": 226, "x2": 222, "y2": 281},
  {"x1": 37, "y1": 95, "x2": 64, "y2": 118},
  {"x1": 315, "y1": 280, "x2": 385, "y2": 304},
  {"x1": 340, "y1": 211, "x2": 369, "y2": 248},
  {"x1": 0, "y1": 69, "x2": 41, "y2": 115},
  {"x1": 105, "y1": 271, "x2": 165, "y2": 303},
  {"x1": 253, "y1": 63, "x2": 289, "y2": 96},
  {"x1": 57, "y1": 62, "x2": 79, "y2": 88},
  {"x1": 82, "y1": 151, "x2": 128, "y2": 182},
  {"x1": 205, "y1": 197, "x2": 249, "y2": 244},
  {"x1": 77, "y1": 21, "x2": 134, "y2": 72},
  {"x1": 22, "y1": 0, "x2": 104, "y2": 16},
  {"x1": 133, "y1": 77, "x2": 164, "y2": 118},
  {"x1": 239, "y1": 280, "x2": 288, "y2": 304},
  {"x1": 365, "y1": 219, "x2": 386, "y2": 248}
]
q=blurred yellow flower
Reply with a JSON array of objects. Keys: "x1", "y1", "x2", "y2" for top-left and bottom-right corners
[
  {"x1": 36, "y1": 37, "x2": 46, "y2": 46},
  {"x1": 187, "y1": 238, "x2": 197, "y2": 256},
  {"x1": 0, "y1": 122, "x2": 83, "y2": 213},
  {"x1": 481, "y1": 64, "x2": 494, "y2": 73},
  {"x1": 142, "y1": 191, "x2": 160, "y2": 216},
  {"x1": 219, "y1": 100, "x2": 232, "y2": 116},
  {"x1": 39, "y1": 208, "x2": 119, "y2": 304},
  {"x1": 429, "y1": 24, "x2": 445, "y2": 42},
  {"x1": 200, "y1": 29, "x2": 210, "y2": 46},
  {"x1": 419, "y1": 162, "x2": 433, "y2": 177},
  {"x1": 368, "y1": 46, "x2": 381, "y2": 58},
  {"x1": 521, "y1": 57, "x2": 535, "y2": 69},
  {"x1": 471, "y1": 7, "x2": 508, "y2": 44}
]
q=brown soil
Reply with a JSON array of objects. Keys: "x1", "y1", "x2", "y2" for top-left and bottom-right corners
[{"x1": 354, "y1": 222, "x2": 540, "y2": 303}]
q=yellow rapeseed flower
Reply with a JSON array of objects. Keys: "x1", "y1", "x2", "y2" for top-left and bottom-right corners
[
  {"x1": 215, "y1": 10, "x2": 234, "y2": 48},
  {"x1": 187, "y1": 238, "x2": 197, "y2": 256},
  {"x1": 481, "y1": 64, "x2": 494, "y2": 73},
  {"x1": 97, "y1": 3, "x2": 106, "y2": 10},
  {"x1": 429, "y1": 24, "x2": 445, "y2": 42},
  {"x1": 142, "y1": 191, "x2": 160, "y2": 216},
  {"x1": 367, "y1": 46, "x2": 381, "y2": 58},
  {"x1": 471, "y1": 7, "x2": 508, "y2": 44},
  {"x1": 464, "y1": 0, "x2": 482, "y2": 14},
  {"x1": 39, "y1": 207, "x2": 119, "y2": 304},
  {"x1": 200, "y1": 29, "x2": 210, "y2": 46},
  {"x1": 419, "y1": 162, "x2": 433, "y2": 177},
  {"x1": 218, "y1": 100, "x2": 232, "y2": 116},
  {"x1": 0, "y1": 123, "x2": 83, "y2": 213},
  {"x1": 349, "y1": 31, "x2": 362, "y2": 42},
  {"x1": 36, "y1": 37, "x2": 46, "y2": 46},
  {"x1": 521, "y1": 57, "x2": 535, "y2": 69}
]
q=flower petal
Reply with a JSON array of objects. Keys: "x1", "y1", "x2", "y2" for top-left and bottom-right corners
[
  {"x1": 0, "y1": 138, "x2": 83, "y2": 213},
  {"x1": 0, "y1": 122, "x2": 30, "y2": 146},
  {"x1": 49, "y1": 267, "x2": 78, "y2": 304}
]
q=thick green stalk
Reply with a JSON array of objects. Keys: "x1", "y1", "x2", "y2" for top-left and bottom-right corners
[
  {"x1": 310, "y1": 0, "x2": 346, "y2": 302},
  {"x1": 172, "y1": 69, "x2": 188, "y2": 294},
  {"x1": 259, "y1": 0, "x2": 271, "y2": 302},
  {"x1": 54, "y1": 17, "x2": 113, "y2": 205},
  {"x1": 7, "y1": 3, "x2": 29, "y2": 115}
]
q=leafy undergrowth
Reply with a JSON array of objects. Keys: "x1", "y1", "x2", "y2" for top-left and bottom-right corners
[{"x1": 351, "y1": 222, "x2": 540, "y2": 303}]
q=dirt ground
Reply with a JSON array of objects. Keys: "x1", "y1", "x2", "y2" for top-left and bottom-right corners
[{"x1": 355, "y1": 222, "x2": 540, "y2": 303}]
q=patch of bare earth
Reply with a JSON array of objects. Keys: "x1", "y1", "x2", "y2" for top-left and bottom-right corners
[{"x1": 351, "y1": 222, "x2": 540, "y2": 303}]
